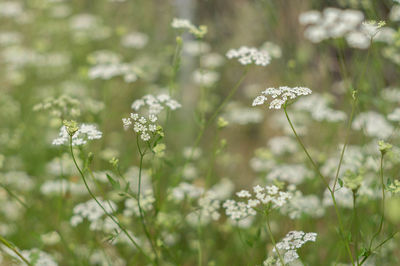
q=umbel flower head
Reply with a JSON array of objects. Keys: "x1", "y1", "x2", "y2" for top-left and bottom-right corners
[
  {"x1": 273, "y1": 231, "x2": 317, "y2": 265},
  {"x1": 52, "y1": 121, "x2": 102, "y2": 146},
  {"x1": 223, "y1": 185, "x2": 292, "y2": 221},
  {"x1": 131, "y1": 94, "x2": 181, "y2": 115},
  {"x1": 252, "y1": 86, "x2": 312, "y2": 109},
  {"x1": 122, "y1": 113, "x2": 163, "y2": 141},
  {"x1": 226, "y1": 46, "x2": 271, "y2": 66}
]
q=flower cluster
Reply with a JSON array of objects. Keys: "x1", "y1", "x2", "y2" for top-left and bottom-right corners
[
  {"x1": 131, "y1": 94, "x2": 181, "y2": 115},
  {"x1": 171, "y1": 18, "x2": 207, "y2": 38},
  {"x1": 52, "y1": 123, "x2": 102, "y2": 146},
  {"x1": 300, "y1": 7, "x2": 385, "y2": 49},
  {"x1": 122, "y1": 113, "x2": 160, "y2": 141},
  {"x1": 273, "y1": 231, "x2": 317, "y2": 265},
  {"x1": 223, "y1": 185, "x2": 291, "y2": 220},
  {"x1": 252, "y1": 86, "x2": 312, "y2": 109},
  {"x1": 226, "y1": 46, "x2": 271, "y2": 66}
]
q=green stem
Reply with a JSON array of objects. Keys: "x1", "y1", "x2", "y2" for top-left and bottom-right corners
[
  {"x1": 197, "y1": 221, "x2": 203, "y2": 266},
  {"x1": 188, "y1": 69, "x2": 248, "y2": 161},
  {"x1": 368, "y1": 154, "x2": 386, "y2": 250},
  {"x1": 332, "y1": 96, "x2": 357, "y2": 191},
  {"x1": 265, "y1": 215, "x2": 285, "y2": 266},
  {"x1": 0, "y1": 183, "x2": 28, "y2": 209},
  {"x1": 283, "y1": 106, "x2": 355, "y2": 266},
  {"x1": 352, "y1": 191, "x2": 359, "y2": 265},
  {"x1": 283, "y1": 106, "x2": 330, "y2": 190},
  {"x1": 136, "y1": 136, "x2": 159, "y2": 265},
  {"x1": 68, "y1": 137, "x2": 151, "y2": 263},
  {"x1": 360, "y1": 232, "x2": 398, "y2": 265},
  {"x1": 0, "y1": 235, "x2": 32, "y2": 265}
]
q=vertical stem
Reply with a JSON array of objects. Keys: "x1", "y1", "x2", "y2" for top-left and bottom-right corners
[
  {"x1": 68, "y1": 137, "x2": 151, "y2": 263},
  {"x1": 283, "y1": 106, "x2": 330, "y2": 190},
  {"x1": 265, "y1": 215, "x2": 285, "y2": 265},
  {"x1": 332, "y1": 96, "x2": 357, "y2": 191},
  {"x1": 188, "y1": 69, "x2": 248, "y2": 161},
  {"x1": 368, "y1": 154, "x2": 385, "y2": 249},
  {"x1": 283, "y1": 106, "x2": 355, "y2": 266},
  {"x1": 352, "y1": 191, "x2": 359, "y2": 265},
  {"x1": 197, "y1": 220, "x2": 203, "y2": 266},
  {"x1": 136, "y1": 136, "x2": 159, "y2": 265}
]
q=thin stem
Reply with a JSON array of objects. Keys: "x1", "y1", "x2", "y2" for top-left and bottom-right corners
[
  {"x1": 283, "y1": 106, "x2": 355, "y2": 266},
  {"x1": 0, "y1": 235, "x2": 32, "y2": 265},
  {"x1": 332, "y1": 96, "x2": 357, "y2": 191},
  {"x1": 68, "y1": 137, "x2": 151, "y2": 263},
  {"x1": 360, "y1": 232, "x2": 398, "y2": 265},
  {"x1": 352, "y1": 191, "x2": 359, "y2": 265},
  {"x1": 188, "y1": 69, "x2": 248, "y2": 161},
  {"x1": 265, "y1": 215, "x2": 285, "y2": 266},
  {"x1": 368, "y1": 154, "x2": 386, "y2": 250},
  {"x1": 136, "y1": 136, "x2": 159, "y2": 264},
  {"x1": 197, "y1": 221, "x2": 203, "y2": 266},
  {"x1": 0, "y1": 183, "x2": 28, "y2": 209},
  {"x1": 283, "y1": 106, "x2": 330, "y2": 190}
]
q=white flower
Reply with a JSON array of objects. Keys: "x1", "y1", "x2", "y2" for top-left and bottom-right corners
[
  {"x1": 273, "y1": 231, "x2": 317, "y2": 264},
  {"x1": 52, "y1": 124, "x2": 102, "y2": 146},
  {"x1": 252, "y1": 95, "x2": 267, "y2": 106},
  {"x1": 252, "y1": 86, "x2": 312, "y2": 109},
  {"x1": 236, "y1": 190, "x2": 251, "y2": 198},
  {"x1": 122, "y1": 112, "x2": 162, "y2": 141},
  {"x1": 223, "y1": 185, "x2": 292, "y2": 221},
  {"x1": 226, "y1": 46, "x2": 271, "y2": 66},
  {"x1": 131, "y1": 94, "x2": 181, "y2": 115}
]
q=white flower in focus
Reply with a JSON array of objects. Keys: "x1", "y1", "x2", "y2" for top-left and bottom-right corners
[
  {"x1": 122, "y1": 112, "x2": 162, "y2": 141},
  {"x1": 223, "y1": 185, "x2": 291, "y2": 221},
  {"x1": 52, "y1": 124, "x2": 102, "y2": 146},
  {"x1": 252, "y1": 86, "x2": 312, "y2": 109},
  {"x1": 273, "y1": 231, "x2": 317, "y2": 264}
]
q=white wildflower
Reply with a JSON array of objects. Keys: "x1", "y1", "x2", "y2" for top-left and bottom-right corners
[
  {"x1": 226, "y1": 46, "x2": 271, "y2": 66},
  {"x1": 253, "y1": 86, "x2": 312, "y2": 109}
]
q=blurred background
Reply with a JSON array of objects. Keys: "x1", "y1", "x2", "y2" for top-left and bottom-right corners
[{"x1": 1, "y1": 0, "x2": 400, "y2": 265}]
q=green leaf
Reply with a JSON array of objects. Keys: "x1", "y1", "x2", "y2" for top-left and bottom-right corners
[
  {"x1": 338, "y1": 178, "x2": 344, "y2": 188},
  {"x1": 106, "y1": 173, "x2": 120, "y2": 190}
]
